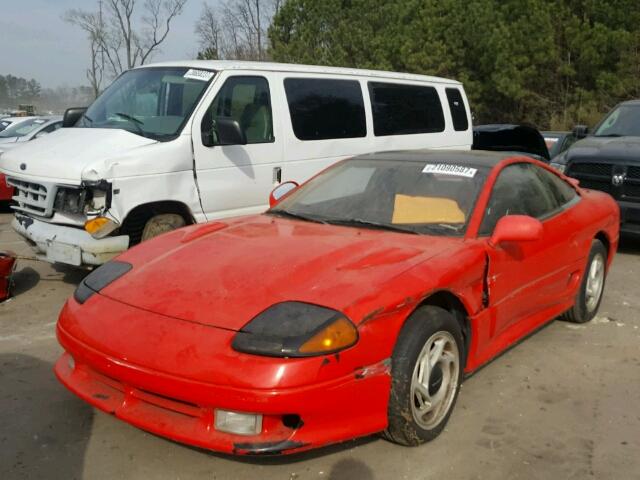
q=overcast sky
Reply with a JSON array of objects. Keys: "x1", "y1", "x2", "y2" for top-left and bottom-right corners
[{"x1": 0, "y1": 0, "x2": 222, "y2": 88}]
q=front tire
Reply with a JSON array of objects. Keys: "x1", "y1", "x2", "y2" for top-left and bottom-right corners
[
  {"x1": 563, "y1": 239, "x2": 607, "y2": 323},
  {"x1": 141, "y1": 213, "x2": 186, "y2": 241},
  {"x1": 384, "y1": 306, "x2": 464, "y2": 446}
]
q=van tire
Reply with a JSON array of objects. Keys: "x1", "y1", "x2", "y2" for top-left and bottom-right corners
[{"x1": 141, "y1": 213, "x2": 186, "y2": 241}]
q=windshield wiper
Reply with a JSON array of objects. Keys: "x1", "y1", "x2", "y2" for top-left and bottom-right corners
[
  {"x1": 325, "y1": 218, "x2": 419, "y2": 235},
  {"x1": 267, "y1": 209, "x2": 328, "y2": 224},
  {"x1": 82, "y1": 113, "x2": 93, "y2": 124},
  {"x1": 114, "y1": 112, "x2": 144, "y2": 125},
  {"x1": 595, "y1": 133, "x2": 623, "y2": 137}
]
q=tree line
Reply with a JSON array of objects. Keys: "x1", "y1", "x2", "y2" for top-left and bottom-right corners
[{"x1": 61, "y1": 0, "x2": 640, "y2": 129}]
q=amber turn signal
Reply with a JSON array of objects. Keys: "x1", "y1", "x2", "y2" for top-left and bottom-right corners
[
  {"x1": 84, "y1": 217, "x2": 118, "y2": 239},
  {"x1": 298, "y1": 317, "x2": 358, "y2": 354}
]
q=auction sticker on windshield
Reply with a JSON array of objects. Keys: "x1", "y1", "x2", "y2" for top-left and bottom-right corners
[
  {"x1": 184, "y1": 69, "x2": 215, "y2": 82},
  {"x1": 422, "y1": 164, "x2": 477, "y2": 178}
]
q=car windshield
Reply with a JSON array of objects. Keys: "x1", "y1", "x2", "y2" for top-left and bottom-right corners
[
  {"x1": 0, "y1": 118, "x2": 47, "y2": 138},
  {"x1": 77, "y1": 67, "x2": 214, "y2": 141},
  {"x1": 594, "y1": 105, "x2": 640, "y2": 137},
  {"x1": 269, "y1": 158, "x2": 488, "y2": 236}
]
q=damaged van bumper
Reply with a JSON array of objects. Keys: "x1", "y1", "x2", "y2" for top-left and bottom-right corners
[{"x1": 13, "y1": 213, "x2": 129, "y2": 266}]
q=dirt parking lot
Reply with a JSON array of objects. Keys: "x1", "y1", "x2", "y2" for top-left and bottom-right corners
[{"x1": 1, "y1": 210, "x2": 639, "y2": 480}]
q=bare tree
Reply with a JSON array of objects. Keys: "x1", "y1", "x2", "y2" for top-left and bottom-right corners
[
  {"x1": 64, "y1": 2, "x2": 107, "y2": 98},
  {"x1": 195, "y1": 3, "x2": 222, "y2": 59},
  {"x1": 195, "y1": 0, "x2": 278, "y2": 61},
  {"x1": 65, "y1": 0, "x2": 187, "y2": 80}
]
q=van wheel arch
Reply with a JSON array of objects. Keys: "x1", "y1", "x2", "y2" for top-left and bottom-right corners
[{"x1": 120, "y1": 201, "x2": 195, "y2": 246}]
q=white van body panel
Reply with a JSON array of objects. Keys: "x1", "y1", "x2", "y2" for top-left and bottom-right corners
[{"x1": 0, "y1": 60, "x2": 473, "y2": 266}]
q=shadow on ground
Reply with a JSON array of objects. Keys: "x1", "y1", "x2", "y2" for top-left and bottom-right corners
[{"x1": 0, "y1": 354, "x2": 93, "y2": 480}]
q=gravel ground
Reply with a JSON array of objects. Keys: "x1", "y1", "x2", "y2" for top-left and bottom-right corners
[{"x1": 1, "y1": 210, "x2": 639, "y2": 480}]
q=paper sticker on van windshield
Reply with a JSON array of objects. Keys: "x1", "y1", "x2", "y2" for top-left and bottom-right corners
[
  {"x1": 183, "y1": 69, "x2": 214, "y2": 82},
  {"x1": 422, "y1": 164, "x2": 477, "y2": 178}
]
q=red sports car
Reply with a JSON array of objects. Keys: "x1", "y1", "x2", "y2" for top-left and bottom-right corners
[{"x1": 55, "y1": 151, "x2": 619, "y2": 455}]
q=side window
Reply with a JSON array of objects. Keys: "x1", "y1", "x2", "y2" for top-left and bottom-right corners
[
  {"x1": 202, "y1": 76, "x2": 273, "y2": 145},
  {"x1": 368, "y1": 82, "x2": 445, "y2": 136},
  {"x1": 531, "y1": 164, "x2": 577, "y2": 206},
  {"x1": 284, "y1": 78, "x2": 366, "y2": 141},
  {"x1": 445, "y1": 88, "x2": 469, "y2": 131},
  {"x1": 479, "y1": 163, "x2": 560, "y2": 235}
]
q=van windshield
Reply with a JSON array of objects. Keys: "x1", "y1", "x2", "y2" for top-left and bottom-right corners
[{"x1": 78, "y1": 67, "x2": 214, "y2": 141}]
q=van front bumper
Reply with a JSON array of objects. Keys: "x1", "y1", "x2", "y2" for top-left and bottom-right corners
[{"x1": 13, "y1": 213, "x2": 129, "y2": 266}]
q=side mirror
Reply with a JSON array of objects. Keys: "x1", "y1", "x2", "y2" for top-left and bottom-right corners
[
  {"x1": 269, "y1": 181, "x2": 299, "y2": 208},
  {"x1": 63, "y1": 107, "x2": 87, "y2": 128},
  {"x1": 489, "y1": 215, "x2": 543, "y2": 247},
  {"x1": 215, "y1": 117, "x2": 247, "y2": 146},
  {"x1": 572, "y1": 124, "x2": 589, "y2": 139}
]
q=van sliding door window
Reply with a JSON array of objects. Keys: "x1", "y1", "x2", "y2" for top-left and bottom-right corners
[
  {"x1": 445, "y1": 88, "x2": 469, "y2": 131},
  {"x1": 202, "y1": 76, "x2": 274, "y2": 145},
  {"x1": 368, "y1": 82, "x2": 445, "y2": 136},
  {"x1": 284, "y1": 78, "x2": 366, "y2": 140}
]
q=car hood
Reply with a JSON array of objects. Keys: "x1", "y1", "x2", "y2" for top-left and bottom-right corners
[
  {"x1": 562, "y1": 135, "x2": 640, "y2": 164},
  {"x1": 0, "y1": 137, "x2": 19, "y2": 145},
  {"x1": 0, "y1": 128, "x2": 157, "y2": 183},
  {"x1": 101, "y1": 215, "x2": 460, "y2": 330}
]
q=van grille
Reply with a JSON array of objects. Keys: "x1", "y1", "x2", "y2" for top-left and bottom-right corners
[{"x1": 7, "y1": 177, "x2": 56, "y2": 217}]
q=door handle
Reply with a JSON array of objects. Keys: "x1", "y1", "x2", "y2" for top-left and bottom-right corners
[{"x1": 273, "y1": 167, "x2": 282, "y2": 184}]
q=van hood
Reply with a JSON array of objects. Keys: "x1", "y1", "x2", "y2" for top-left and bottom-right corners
[{"x1": 0, "y1": 128, "x2": 157, "y2": 182}]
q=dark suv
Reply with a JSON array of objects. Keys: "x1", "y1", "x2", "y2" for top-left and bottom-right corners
[{"x1": 550, "y1": 100, "x2": 640, "y2": 233}]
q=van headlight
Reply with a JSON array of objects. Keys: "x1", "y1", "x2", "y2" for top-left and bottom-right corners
[{"x1": 232, "y1": 302, "x2": 358, "y2": 357}]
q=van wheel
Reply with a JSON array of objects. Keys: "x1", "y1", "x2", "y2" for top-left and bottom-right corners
[
  {"x1": 562, "y1": 239, "x2": 607, "y2": 323},
  {"x1": 141, "y1": 214, "x2": 186, "y2": 241},
  {"x1": 384, "y1": 306, "x2": 464, "y2": 446}
]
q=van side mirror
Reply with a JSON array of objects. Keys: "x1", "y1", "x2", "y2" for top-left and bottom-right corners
[
  {"x1": 215, "y1": 117, "x2": 247, "y2": 146},
  {"x1": 572, "y1": 124, "x2": 589, "y2": 139},
  {"x1": 489, "y1": 215, "x2": 543, "y2": 247},
  {"x1": 63, "y1": 107, "x2": 87, "y2": 128},
  {"x1": 269, "y1": 181, "x2": 299, "y2": 208}
]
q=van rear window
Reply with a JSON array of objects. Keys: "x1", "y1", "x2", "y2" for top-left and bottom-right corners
[
  {"x1": 445, "y1": 88, "x2": 469, "y2": 131},
  {"x1": 284, "y1": 78, "x2": 366, "y2": 141},
  {"x1": 368, "y1": 82, "x2": 445, "y2": 136}
]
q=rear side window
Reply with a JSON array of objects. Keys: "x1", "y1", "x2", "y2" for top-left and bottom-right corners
[
  {"x1": 284, "y1": 78, "x2": 366, "y2": 141},
  {"x1": 479, "y1": 163, "x2": 560, "y2": 235},
  {"x1": 532, "y1": 164, "x2": 577, "y2": 206},
  {"x1": 445, "y1": 88, "x2": 469, "y2": 131},
  {"x1": 368, "y1": 82, "x2": 445, "y2": 136}
]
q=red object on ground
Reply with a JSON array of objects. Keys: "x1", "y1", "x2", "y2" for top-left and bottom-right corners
[
  {"x1": 0, "y1": 251, "x2": 16, "y2": 301},
  {"x1": 54, "y1": 152, "x2": 620, "y2": 455},
  {"x1": 0, "y1": 173, "x2": 14, "y2": 202}
]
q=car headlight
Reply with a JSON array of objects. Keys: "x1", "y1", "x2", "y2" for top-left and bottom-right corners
[
  {"x1": 550, "y1": 162, "x2": 566, "y2": 173},
  {"x1": 232, "y1": 302, "x2": 358, "y2": 357},
  {"x1": 74, "y1": 261, "x2": 132, "y2": 304}
]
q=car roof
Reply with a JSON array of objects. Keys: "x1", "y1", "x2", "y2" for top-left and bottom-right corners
[
  {"x1": 621, "y1": 99, "x2": 640, "y2": 106},
  {"x1": 138, "y1": 60, "x2": 462, "y2": 85},
  {"x1": 352, "y1": 149, "x2": 516, "y2": 169}
]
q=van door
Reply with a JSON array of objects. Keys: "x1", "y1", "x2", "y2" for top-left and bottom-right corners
[{"x1": 191, "y1": 72, "x2": 282, "y2": 220}]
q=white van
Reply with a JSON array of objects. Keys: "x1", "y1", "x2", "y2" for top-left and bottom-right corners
[{"x1": 0, "y1": 61, "x2": 472, "y2": 267}]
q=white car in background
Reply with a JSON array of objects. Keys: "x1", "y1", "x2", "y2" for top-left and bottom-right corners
[{"x1": 0, "y1": 116, "x2": 63, "y2": 152}]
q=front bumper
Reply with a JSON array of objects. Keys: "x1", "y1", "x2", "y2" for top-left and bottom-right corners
[
  {"x1": 12, "y1": 214, "x2": 129, "y2": 266},
  {"x1": 55, "y1": 300, "x2": 391, "y2": 455}
]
